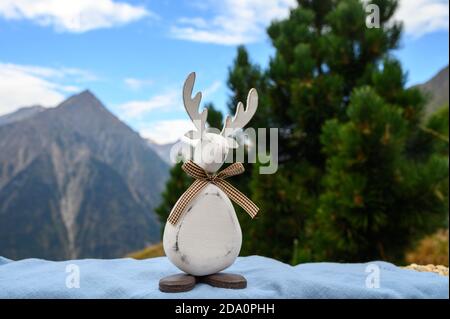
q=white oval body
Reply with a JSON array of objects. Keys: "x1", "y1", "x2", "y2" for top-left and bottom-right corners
[{"x1": 163, "y1": 184, "x2": 242, "y2": 276}]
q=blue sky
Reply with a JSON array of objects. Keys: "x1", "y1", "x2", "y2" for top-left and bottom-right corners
[{"x1": 0, "y1": 0, "x2": 448, "y2": 143}]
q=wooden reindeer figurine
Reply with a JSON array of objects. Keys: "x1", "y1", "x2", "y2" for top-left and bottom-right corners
[{"x1": 159, "y1": 72, "x2": 259, "y2": 293}]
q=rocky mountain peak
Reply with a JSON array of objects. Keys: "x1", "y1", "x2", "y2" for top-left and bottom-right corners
[
  {"x1": 0, "y1": 91, "x2": 169, "y2": 260},
  {"x1": 58, "y1": 89, "x2": 107, "y2": 113}
]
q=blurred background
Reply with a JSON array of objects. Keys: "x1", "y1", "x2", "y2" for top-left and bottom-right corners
[{"x1": 0, "y1": 0, "x2": 448, "y2": 266}]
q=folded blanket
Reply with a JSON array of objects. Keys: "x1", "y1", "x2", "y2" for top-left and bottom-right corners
[{"x1": 0, "y1": 256, "x2": 447, "y2": 299}]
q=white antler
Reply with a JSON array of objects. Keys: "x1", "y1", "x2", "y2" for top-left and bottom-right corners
[
  {"x1": 183, "y1": 72, "x2": 207, "y2": 139},
  {"x1": 221, "y1": 88, "x2": 258, "y2": 137}
]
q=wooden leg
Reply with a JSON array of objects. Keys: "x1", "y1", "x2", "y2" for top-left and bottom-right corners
[
  {"x1": 199, "y1": 273, "x2": 247, "y2": 289},
  {"x1": 159, "y1": 273, "x2": 197, "y2": 293}
]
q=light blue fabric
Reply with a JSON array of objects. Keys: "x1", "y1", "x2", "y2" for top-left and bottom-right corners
[{"x1": 0, "y1": 256, "x2": 447, "y2": 299}]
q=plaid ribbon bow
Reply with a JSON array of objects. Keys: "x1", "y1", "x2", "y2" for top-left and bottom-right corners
[{"x1": 167, "y1": 160, "x2": 259, "y2": 225}]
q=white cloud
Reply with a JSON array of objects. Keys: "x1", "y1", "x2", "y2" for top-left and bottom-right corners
[
  {"x1": 2, "y1": 63, "x2": 97, "y2": 82},
  {"x1": 118, "y1": 89, "x2": 180, "y2": 119},
  {"x1": 171, "y1": 0, "x2": 296, "y2": 45},
  {"x1": 118, "y1": 80, "x2": 222, "y2": 119},
  {"x1": 56, "y1": 67, "x2": 98, "y2": 82},
  {"x1": 0, "y1": 0, "x2": 151, "y2": 33},
  {"x1": 0, "y1": 62, "x2": 94, "y2": 116},
  {"x1": 177, "y1": 17, "x2": 208, "y2": 29},
  {"x1": 172, "y1": 0, "x2": 448, "y2": 45},
  {"x1": 124, "y1": 77, "x2": 153, "y2": 90},
  {"x1": 139, "y1": 119, "x2": 195, "y2": 144},
  {"x1": 395, "y1": 0, "x2": 449, "y2": 37}
]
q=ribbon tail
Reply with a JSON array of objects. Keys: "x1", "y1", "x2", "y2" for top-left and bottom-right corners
[
  {"x1": 216, "y1": 162, "x2": 245, "y2": 179},
  {"x1": 214, "y1": 180, "x2": 259, "y2": 219},
  {"x1": 167, "y1": 179, "x2": 209, "y2": 225}
]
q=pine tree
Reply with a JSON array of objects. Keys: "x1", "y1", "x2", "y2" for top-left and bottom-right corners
[
  {"x1": 313, "y1": 86, "x2": 448, "y2": 262},
  {"x1": 225, "y1": 46, "x2": 272, "y2": 255},
  {"x1": 228, "y1": 0, "x2": 448, "y2": 263},
  {"x1": 245, "y1": 0, "x2": 400, "y2": 262}
]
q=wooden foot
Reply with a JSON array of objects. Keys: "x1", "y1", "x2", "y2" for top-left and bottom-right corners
[
  {"x1": 199, "y1": 273, "x2": 247, "y2": 289},
  {"x1": 159, "y1": 274, "x2": 197, "y2": 293}
]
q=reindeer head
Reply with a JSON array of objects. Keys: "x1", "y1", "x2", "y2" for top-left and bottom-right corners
[{"x1": 182, "y1": 72, "x2": 258, "y2": 173}]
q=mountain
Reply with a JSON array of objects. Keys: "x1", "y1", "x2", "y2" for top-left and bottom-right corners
[
  {"x1": 0, "y1": 105, "x2": 45, "y2": 126},
  {"x1": 415, "y1": 65, "x2": 449, "y2": 118},
  {"x1": 0, "y1": 91, "x2": 169, "y2": 260}
]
